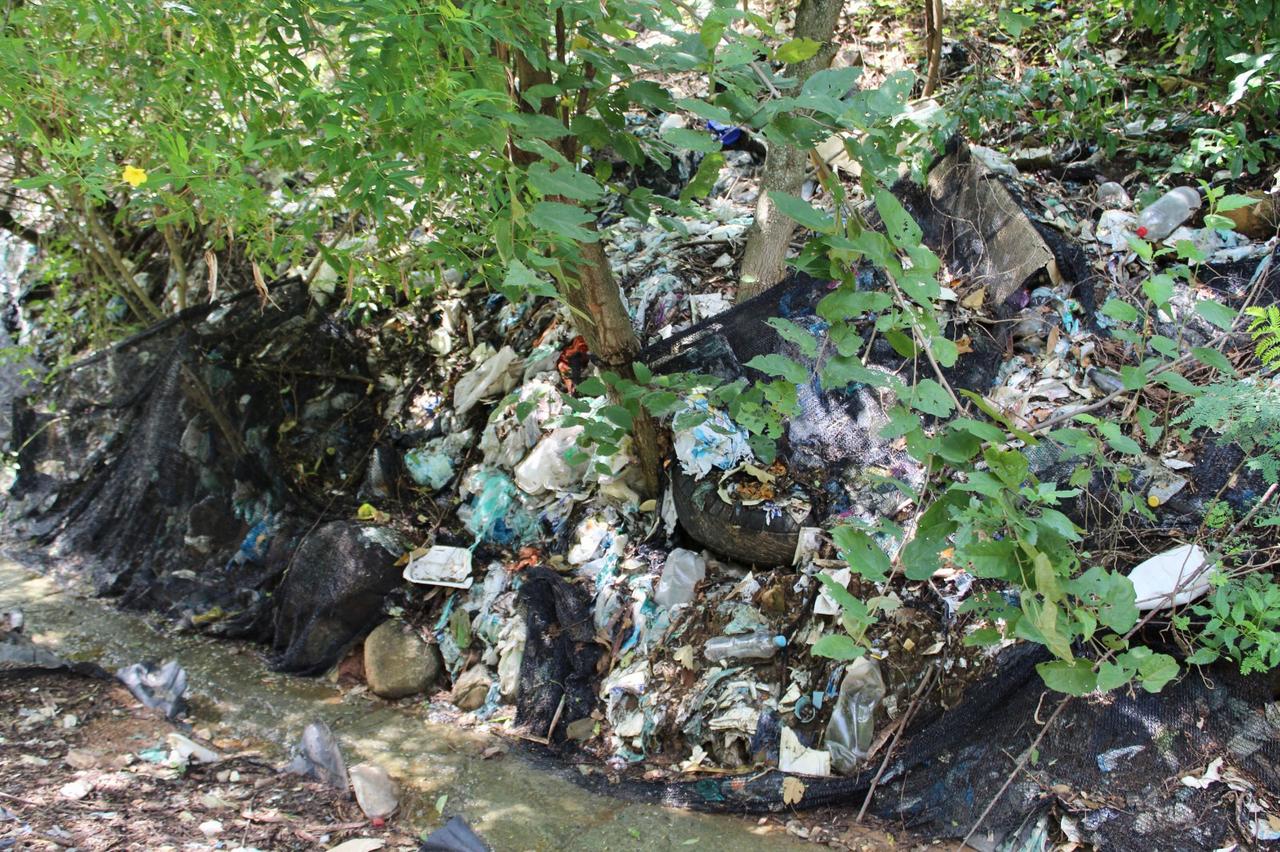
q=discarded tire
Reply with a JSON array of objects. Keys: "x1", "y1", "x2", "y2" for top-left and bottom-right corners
[{"x1": 671, "y1": 467, "x2": 810, "y2": 567}]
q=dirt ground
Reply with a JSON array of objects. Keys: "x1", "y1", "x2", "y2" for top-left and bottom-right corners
[{"x1": 0, "y1": 669, "x2": 418, "y2": 851}]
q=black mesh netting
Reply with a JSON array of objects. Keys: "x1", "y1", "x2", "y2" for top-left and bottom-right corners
[
  {"x1": 515, "y1": 566, "x2": 603, "y2": 739},
  {"x1": 519, "y1": 626, "x2": 1278, "y2": 850}
]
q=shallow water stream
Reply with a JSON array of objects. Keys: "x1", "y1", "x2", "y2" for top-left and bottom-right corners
[{"x1": 0, "y1": 555, "x2": 816, "y2": 850}]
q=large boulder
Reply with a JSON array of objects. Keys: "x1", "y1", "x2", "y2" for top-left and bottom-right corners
[
  {"x1": 363, "y1": 619, "x2": 442, "y2": 699},
  {"x1": 271, "y1": 521, "x2": 405, "y2": 674}
]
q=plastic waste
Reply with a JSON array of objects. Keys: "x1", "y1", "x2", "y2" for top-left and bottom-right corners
[
  {"x1": 463, "y1": 470, "x2": 539, "y2": 545},
  {"x1": 1096, "y1": 181, "x2": 1131, "y2": 209},
  {"x1": 1136, "y1": 186, "x2": 1201, "y2": 241},
  {"x1": 453, "y1": 345, "x2": 521, "y2": 415},
  {"x1": 1127, "y1": 543, "x2": 1212, "y2": 611},
  {"x1": 704, "y1": 632, "x2": 786, "y2": 663},
  {"x1": 514, "y1": 426, "x2": 588, "y2": 494},
  {"x1": 653, "y1": 548, "x2": 706, "y2": 608},
  {"x1": 283, "y1": 721, "x2": 348, "y2": 790},
  {"x1": 707, "y1": 119, "x2": 742, "y2": 147},
  {"x1": 349, "y1": 762, "x2": 399, "y2": 819},
  {"x1": 779, "y1": 725, "x2": 832, "y2": 776},
  {"x1": 672, "y1": 402, "x2": 752, "y2": 479},
  {"x1": 825, "y1": 657, "x2": 886, "y2": 775},
  {"x1": 405, "y1": 448, "x2": 454, "y2": 490},
  {"x1": 420, "y1": 815, "x2": 491, "y2": 852},
  {"x1": 166, "y1": 732, "x2": 220, "y2": 765},
  {"x1": 116, "y1": 659, "x2": 188, "y2": 720},
  {"x1": 403, "y1": 545, "x2": 474, "y2": 589}
]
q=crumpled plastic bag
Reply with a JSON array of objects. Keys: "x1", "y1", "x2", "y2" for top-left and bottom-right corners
[
  {"x1": 283, "y1": 721, "x2": 348, "y2": 790},
  {"x1": 454, "y1": 346, "x2": 521, "y2": 415},
  {"x1": 116, "y1": 659, "x2": 189, "y2": 720},
  {"x1": 673, "y1": 402, "x2": 752, "y2": 479},
  {"x1": 514, "y1": 426, "x2": 589, "y2": 494}
]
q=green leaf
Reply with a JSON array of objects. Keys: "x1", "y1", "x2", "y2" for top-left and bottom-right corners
[
  {"x1": 908, "y1": 379, "x2": 954, "y2": 417},
  {"x1": 1215, "y1": 193, "x2": 1260, "y2": 212},
  {"x1": 1156, "y1": 371, "x2": 1198, "y2": 395},
  {"x1": 576, "y1": 377, "x2": 607, "y2": 396},
  {"x1": 1036, "y1": 659, "x2": 1098, "y2": 696},
  {"x1": 528, "y1": 201, "x2": 598, "y2": 242},
  {"x1": 874, "y1": 188, "x2": 922, "y2": 248},
  {"x1": 832, "y1": 528, "x2": 891, "y2": 581},
  {"x1": 1136, "y1": 652, "x2": 1179, "y2": 692},
  {"x1": 931, "y1": 336, "x2": 959, "y2": 368},
  {"x1": 998, "y1": 7, "x2": 1034, "y2": 37},
  {"x1": 1120, "y1": 364, "x2": 1149, "y2": 391},
  {"x1": 766, "y1": 317, "x2": 820, "y2": 359},
  {"x1": 960, "y1": 538, "x2": 1018, "y2": 580},
  {"x1": 1096, "y1": 661, "x2": 1132, "y2": 692},
  {"x1": 679, "y1": 152, "x2": 725, "y2": 202},
  {"x1": 985, "y1": 447, "x2": 1029, "y2": 488},
  {"x1": 768, "y1": 191, "x2": 836, "y2": 233},
  {"x1": 1142, "y1": 274, "x2": 1174, "y2": 308},
  {"x1": 817, "y1": 287, "x2": 892, "y2": 321},
  {"x1": 775, "y1": 37, "x2": 822, "y2": 63},
  {"x1": 663, "y1": 128, "x2": 722, "y2": 153},
  {"x1": 1195, "y1": 299, "x2": 1238, "y2": 331},
  {"x1": 503, "y1": 259, "x2": 558, "y2": 299},
  {"x1": 527, "y1": 162, "x2": 604, "y2": 203},
  {"x1": 900, "y1": 492, "x2": 962, "y2": 580},
  {"x1": 1185, "y1": 647, "x2": 1220, "y2": 665},
  {"x1": 1190, "y1": 347, "x2": 1236, "y2": 375},
  {"x1": 603, "y1": 405, "x2": 633, "y2": 430},
  {"x1": 746, "y1": 353, "x2": 809, "y2": 384},
  {"x1": 1101, "y1": 298, "x2": 1139, "y2": 323},
  {"x1": 801, "y1": 66, "x2": 861, "y2": 99},
  {"x1": 811, "y1": 634, "x2": 866, "y2": 660}
]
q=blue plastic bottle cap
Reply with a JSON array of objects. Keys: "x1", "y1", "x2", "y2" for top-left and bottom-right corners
[{"x1": 772, "y1": 634, "x2": 787, "y2": 648}]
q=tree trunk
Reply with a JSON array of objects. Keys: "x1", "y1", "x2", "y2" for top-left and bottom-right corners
[
  {"x1": 562, "y1": 240, "x2": 661, "y2": 499},
  {"x1": 737, "y1": 0, "x2": 844, "y2": 302}
]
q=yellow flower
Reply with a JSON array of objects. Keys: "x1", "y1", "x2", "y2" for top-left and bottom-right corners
[{"x1": 121, "y1": 165, "x2": 148, "y2": 188}]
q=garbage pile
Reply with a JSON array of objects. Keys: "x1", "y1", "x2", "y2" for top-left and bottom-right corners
[{"x1": 4, "y1": 116, "x2": 1279, "y2": 851}]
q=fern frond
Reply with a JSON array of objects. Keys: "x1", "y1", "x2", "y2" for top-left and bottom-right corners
[{"x1": 1245, "y1": 303, "x2": 1280, "y2": 367}]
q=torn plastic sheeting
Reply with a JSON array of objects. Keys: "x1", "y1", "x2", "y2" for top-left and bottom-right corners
[
  {"x1": 653, "y1": 548, "x2": 706, "y2": 608},
  {"x1": 921, "y1": 141, "x2": 1057, "y2": 306},
  {"x1": 405, "y1": 447, "x2": 455, "y2": 491},
  {"x1": 1128, "y1": 543, "x2": 1212, "y2": 611},
  {"x1": 403, "y1": 545, "x2": 474, "y2": 590},
  {"x1": 461, "y1": 469, "x2": 540, "y2": 545},
  {"x1": 284, "y1": 721, "x2": 348, "y2": 790},
  {"x1": 116, "y1": 659, "x2": 189, "y2": 720},
  {"x1": 514, "y1": 426, "x2": 590, "y2": 495},
  {"x1": 673, "y1": 402, "x2": 752, "y2": 480},
  {"x1": 453, "y1": 345, "x2": 521, "y2": 416},
  {"x1": 478, "y1": 378, "x2": 560, "y2": 470},
  {"x1": 779, "y1": 725, "x2": 832, "y2": 776}
]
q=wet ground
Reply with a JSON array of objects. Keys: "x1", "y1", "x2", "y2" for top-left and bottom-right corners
[{"x1": 0, "y1": 555, "x2": 910, "y2": 851}]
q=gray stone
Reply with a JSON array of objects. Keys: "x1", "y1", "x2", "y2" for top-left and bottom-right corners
[{"x1": 363, "y1": 619, "x2": 442, "y2": 699}]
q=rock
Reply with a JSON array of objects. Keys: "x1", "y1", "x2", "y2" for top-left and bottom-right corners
[
  {"x1": 565, "y1": 717, "x2": 597, "y2": 741},
  {"x1": 363, "y1": 620, "x2": 442, "y2": 699},
  {"x1": 1097, "y1": 181, "x2": 1131, "y2": 209},
  {"x1": 166, "y1": 732, "x2": 220, "y2": 764},
  {"x1": 451, "y1": 665, "x2": 492, "y2": 712},
  {"x1": 59, "y1": 779, "x2": 92, "y2": 800},
  {"x1": 270, "y1": 522, "x2": 406, "y2": 674},
  {"x1": 349, "y1": 762, "x2": 398, "y2": 819},
  {"x1": 1221, "y1": 194, "x2": 1278, "y2": 239},
  {"x1": 198, "y1": 819, "x2": 223, "y2": 837}
]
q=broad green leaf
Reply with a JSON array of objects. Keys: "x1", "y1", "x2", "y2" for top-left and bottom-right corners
[
  {"x1": 746, "y1": 353, "x2": 809, "y2": 384},
  {"x1": 801, "y1": 66, "x2": 861, "y2": 99},
  {"x1": 832, "y1": 528, "x2": 891, "y2": 581},
  {"x1": 1190, "y1": 347, "x2": 1236, "y2": 375},
  {"x1": 1195, "y1": 299, "x2": 1238, "y2": 331},
  {"x1": 908, "y1": 379, "x2": 954, "y2": 417},
  {"x1": 663, "y1": 127, "x2": 723, "y2": 153},
  {"x1": 1036, "y1": 659, "x2": 1098, "y2": 696},
  {"x1": 679, "y1": 152, "x2": 725, "y2": 202},
  {"x1": 1101, "y1": 298, "x2": 1139, "y2": 323},
  {"x1": 775, "y1": 37, "x2": 822, "y2": 63},
  {"x1": 998, "y1": 8, "x2": 1034, "y2": 37},
  {"x1": 528, "y1": 201, "x2": 598, "y2": 242},
  {"x1": 1136, "y1": 652, "x2": 1179, "y2": 692},
  {"x1": 900, "y1": 492, "x2": 962, "y2": 580},
  {"x1": 1215, "y1": 193, "x2": 1261, "y2": 212},
  {"x1": 811, "y1": 634, "x2": 866, "y2": 660},
  {"x1": 527, "y1": 162, "x2": 604, "y2": 202},
  {"x1": 766, "y1": 317, "x2": 820, "y2": 359},
  {"x1": 768, "y1": 190, "x2": 836, "y2": 233},
  {"x1": 502, "y1": 259, "x2": 558, "y2": 299},
  {"x1": 931, "y1": 336, "x2": 959, "y2": 368},
  {"x1": 874, "y1": 188, "x2": 922, "y2": 247},
  {"x1": 984, "y1": 447, "x2": 1029, "y2": 488}
]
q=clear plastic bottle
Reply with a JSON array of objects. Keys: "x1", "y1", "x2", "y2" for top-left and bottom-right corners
[
  {"x1": 824, "y1": 657, "x2": 886, "y2": 775},
  {"x1": 704, "y1": 633, "x2": 787, "y2": 663},
  {"x1": 1136, "y1": 186, "x2": 1201, "y2": 241}
]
